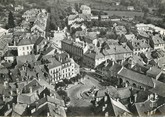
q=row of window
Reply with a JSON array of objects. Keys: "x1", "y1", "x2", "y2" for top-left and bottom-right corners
[
  {"x1": 23, "y1": 51, "x2": 32, "y2": 55},
  {"x1": 22, "y1": 46, "x2": 33, "y2": 50}
]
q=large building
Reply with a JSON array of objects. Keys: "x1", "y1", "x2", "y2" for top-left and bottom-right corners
[
  {"x1": 83, "y1": 43, "x2": 132, "y2": 68},
  {"x1": 61, "y1": 38, "x2": 89, "y2": 59},
  {"x1": 41, "y1": 52, "x2": 80, "y2": 83}
]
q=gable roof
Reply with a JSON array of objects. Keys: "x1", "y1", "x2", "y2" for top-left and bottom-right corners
[{"x1": 110, "y1": 98, "x2": 131, "y2": 116}]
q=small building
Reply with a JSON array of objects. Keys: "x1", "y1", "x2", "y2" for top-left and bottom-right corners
[
  {"x1": 150, "y1": 34, "x2": 165, "y2": 51},
  {"x1": 80, "y1": 5, "x2": 91, "y2": 15},
  {"x1": 127, "y1": 6, "x2": 135, "y2": 11}
]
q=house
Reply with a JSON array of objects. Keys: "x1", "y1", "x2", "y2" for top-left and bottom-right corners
[
  {"x1": 4, "y1": 50, "x2": 18, "y2": 63},
  {"x1": 68, "y1": 14, "x2": 91, "y2": 26},
  {"x1": 83, "y1": 43, "x2": 132, "y2": 68},
  {"x1": 30, "y1": 96, "x2": 66, "y2": 117},
  {"x1": 127, "y1": 6, "x2": 135, "y2": 11},
  {"x1": 125, "y1": 34, "x2": 136, "y2": 42},
  {"x1": 34, "y1": 37, "x2": 47, "y2": 54},
  {"x1": 17, "y1": 38, "x2": 35, "y2": 56},
  {"x1": 114, "y1": 25, "x2": 127, "y2": 36},
  {"x1": 127, "y1": 38, "x2": 151, "y2": 55},
  {"x1": 61, "y1": 38, "x2": 89, "y2": 59},
  {"x1": 80, "y1": 5, "x2": 91, "y2": 15},
  {"x1": 92, "y1": 86, "x2": 132, "y2": 117},
  {"x1": 150, "y1": 34, "x2": 165, "y2": 51},
  {"x1": 117, "y1": 67, "x2": 154, "y2": 90},
  {"x1": 95, "y1": 59, "x2": 122, "y2": 78},
  {"x1": 41, "y1": 52, "x2": 80, "y2": 83},
  {"x1": 22, "y1": 9, "x2": 40, "y2": 21},
  {"x1": 15, "y1": 5, "x2": 24, "y2": 12},
  {"x1": 8, "y1": 77, "x2": 67, "y2": 116},
  {"x1": 131, "y1": 94, "x2": 159, "y2": 116}
]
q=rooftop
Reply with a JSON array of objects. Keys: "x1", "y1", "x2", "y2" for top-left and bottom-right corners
[{"x1": 118, "y1": 67, "x2": 154, "y2": 87}]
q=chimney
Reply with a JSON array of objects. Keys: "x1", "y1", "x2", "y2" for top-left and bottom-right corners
[
  {"x1": 104, "y1": 96, "x2": 108, "y2": 102},
  {"x1": 16, "y1": 88, "x2": 19, "y2": 94},
  {"x1": 54, "y1": 94, "x2": 56, "y2": 99},
  {"x1": 102, "y1": 106, "x2": 106, "y2": 112},
  {"x1": 2, "y1": 95, "x2": 5, "y2": 102},
  {"x1": 43, "y1": 93, "x2": 46, "y2": 98},
  {"x1": 7, "y1": 104, "x2": 10, "y2": 110},
  {"x1": 105, "y1": 112, "x2": 109, "y2": 117},
  {"x1": 35, "y1": 102, "x2": 39, "y2": 110},
  {"x1": 29, "y1": 87, "x2": 33, "y2": 93},
  {"x1": 12, "y1": 103, "x2": 15, "y2": 109},
  {"x1": 47, "y1": 112, "x2": 50, "y2": 117},
  {"x1": 105, "y1": 104, "x2": 107, "y2": 108},
  {"x1": 4, "y1": 81, "x2": 8, "y2": 89},
  {"x1": 10, "y1": 90, "x2": 13, "y2": 96},
  {"x1": 134, "y1": 93, "x2": 137, "y2": 103},
  {"x1": 104, "y1": 59, "x2": 109, "y2": 67}
]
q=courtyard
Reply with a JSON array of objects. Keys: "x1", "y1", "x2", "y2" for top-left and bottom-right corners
[{"x1": 66, "y1": 74, "x2": 103, "y2": 116}]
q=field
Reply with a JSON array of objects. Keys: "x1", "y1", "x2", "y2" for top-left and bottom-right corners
[{"x1": 105, "y1": 10, "x2": 144, "y2": 17}]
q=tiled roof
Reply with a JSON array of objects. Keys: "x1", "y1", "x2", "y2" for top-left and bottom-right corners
[
  {"x1": 12, "y1": 104, "x2": 27, "y2": 115},
  {"x1": 129, "y1": 39, "x2": 150, "y2": 49},
  {"x1": 68, "y1": 14, "x2": 78, "y2": 20},
  {"x1": 134, "y1": 99, "x2": 153, "y2": 116},
  {"x1": 17, "y1": 38, "x2": 35, "y2": 46},
  {"x1": 35, "y1": 36, "x2": 45, "y2": 45},
  {"x1": 118, "y1": 67, "x2": 154, "y2": 87},
  {"x1": 117, "y1": 87, "x2": 131, "y2": 99},
  {"x1": 146, "y1": 66, "x2": 162, "y2": 79},
  {"x1": 31, "y1": 96, "x2": 66, "y2": 117},
  {"x1": 152, "y1": 35, "x2": 165, "y2": 45},
  {"x1": 17, "y1": 93, "x2": 39, "y2": 104},
  {"x1": 149, "y1": 79, "x2": 165, "y2": 97},
  {"x1": 110, "y1": 98, "x2": 131, "y2": 116}
]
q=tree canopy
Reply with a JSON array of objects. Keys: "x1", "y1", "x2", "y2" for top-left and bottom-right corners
[{"x1": 7, "y1": 11, "x2": 15, "y2": 29}]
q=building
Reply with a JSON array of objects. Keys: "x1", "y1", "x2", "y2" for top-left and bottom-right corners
[
  {"x1": 117, "y1": 67, "x2": 154, "y2": 90},
  {"x1": 41, "y1": 52, "x2": 80, "y2": 83},
  {"x1": 17, "y1": 38, "x2": 36, "y2": 56},
  {"x1": 83, "y1": 43, "x2": 132, "y2": 68},
  {"x1": 150, "y1": 34, "x2": 165, "y2": 51},
  {"x1": 15, "y1": 5, "x2": 24, "y2": 12},
  {"x1": 127, "y1": 6, "x2": 135, "y2": 11},
  {"x1": 92, "y1": 86, "x2": 132, "y2": 117},
  {"x1": 0, "y1": 32, "x2": 12, "y2": 58},
  {"x1": 34, "y1": 37, "x2": 47, "y2": 54},
  {"x1": 114, "y1": 25, "x2": 127, "y2": 36},
  {"x1": 127, "y1": 38, "x2": 151, "y2": 55},
  {"x1": 95, "y1": 59, "x2": 122, "y2": 78},
  {"x1": 61, "y1": 38, "x2": 89, "y2": 59},
  {"x1": 22, "y1": 9, "x2": 40, "y2": 21},
  {"x1": 80, "y1": 5, "x2": 91, "y2": 15}
]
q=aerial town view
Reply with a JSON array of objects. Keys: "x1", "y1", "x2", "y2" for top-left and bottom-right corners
[{"x1": 0, "y1": 0, "x2": 165, "y2": 116}]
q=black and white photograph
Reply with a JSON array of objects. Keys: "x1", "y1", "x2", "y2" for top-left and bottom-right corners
[{"x1": 0, "y1": 0, "x2": 165, "y2": 116}]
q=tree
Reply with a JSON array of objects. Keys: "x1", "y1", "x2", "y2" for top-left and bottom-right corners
[
  {"x1": 74, "y1": 3, "x2": 79, "y2": 12},
  {"x1": 8, "y1": 11, "x2": 15, "y2": 29}
]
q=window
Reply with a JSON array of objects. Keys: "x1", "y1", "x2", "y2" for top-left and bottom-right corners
[
  {"x1": 22, "y1": 47, "x2": 24, "y2": 50},
  {"x1": 30, "y1": 46, "x2": 33, "y2": 49},
  {"x1": 23, "y1": 52, "x2": 25, "y2": 55},
  {"x1": 27, "y1": 46, "x2": 29, "y2": 50}
]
